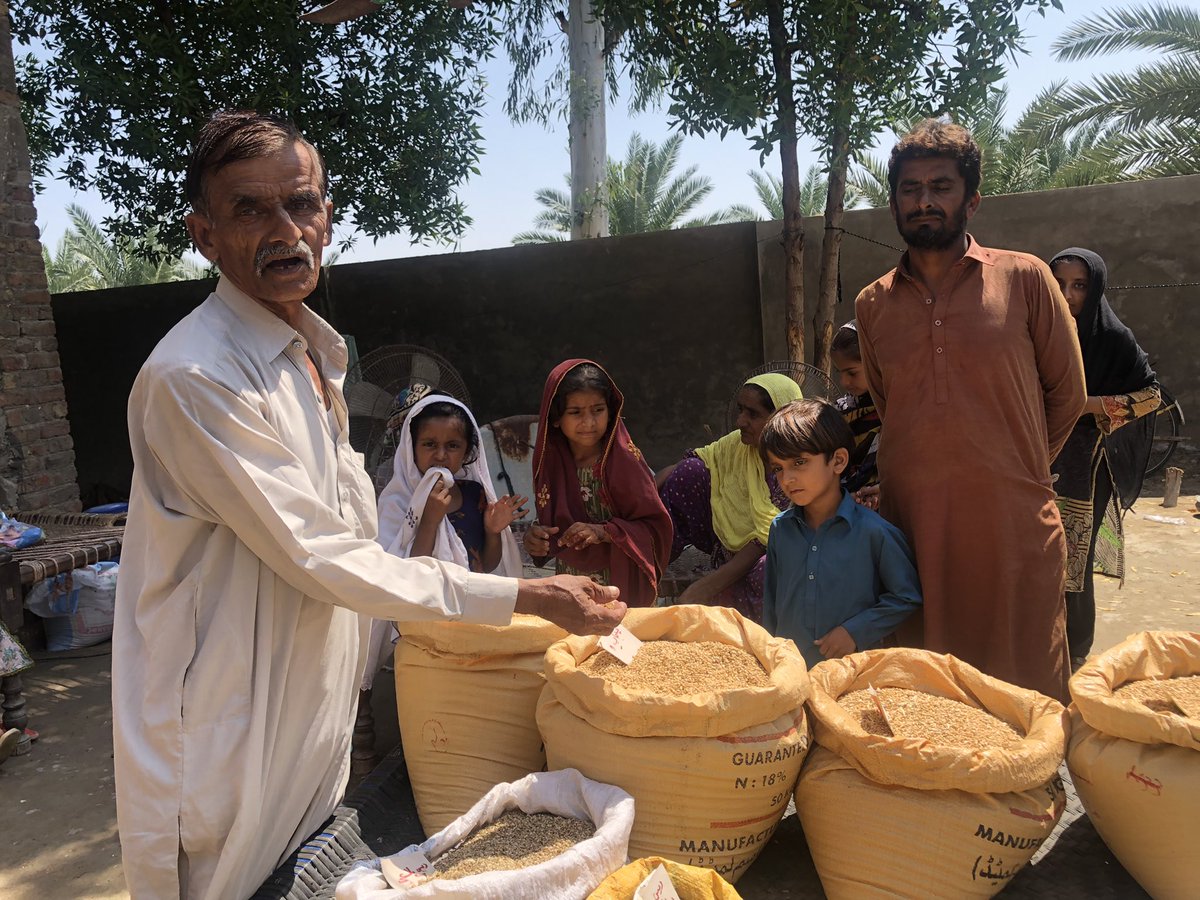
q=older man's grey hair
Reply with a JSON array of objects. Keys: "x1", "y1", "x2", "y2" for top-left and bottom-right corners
[{"x1": 185, "y1": 110, "x2": 330, "y2": 213}]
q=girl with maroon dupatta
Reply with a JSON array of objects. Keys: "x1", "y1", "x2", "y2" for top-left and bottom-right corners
[{"x1": 524, "y1": 360, "x2": 673, "y2": 607}]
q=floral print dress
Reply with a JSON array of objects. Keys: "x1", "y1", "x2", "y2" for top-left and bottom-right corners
[{"x1": 555, "y1": 466, "x2": 612, "y2": 586}]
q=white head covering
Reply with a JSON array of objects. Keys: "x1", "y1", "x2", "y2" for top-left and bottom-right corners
[
  {"x1": 364, "y1": 395, "x2": 523, "y2": 691},
  {"x1": 375, "y1": 394, "x2": 522, "y2": 577}
]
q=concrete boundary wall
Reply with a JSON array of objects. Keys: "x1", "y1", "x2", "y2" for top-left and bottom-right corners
[{"x1": 50, "y1": 176, "x2": 1198, "y2": 504}]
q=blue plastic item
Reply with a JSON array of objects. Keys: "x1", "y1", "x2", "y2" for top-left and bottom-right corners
[{"x1": 85, "y1": 502, "x2": 129, "y2": 514}]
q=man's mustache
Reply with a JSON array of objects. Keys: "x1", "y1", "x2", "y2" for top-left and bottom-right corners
[
  {"x1": 907, "y1": 210, "x2": 945, "y2": 223},
  {"x1": 255, "y1": 242, "x2": 315, "y2": 276}
]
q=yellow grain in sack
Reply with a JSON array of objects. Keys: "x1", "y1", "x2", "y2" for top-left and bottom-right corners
[
  {"x1": 798, "y1": 649, "x2": 1068, "y2": 899},
  {"x1": 1067, "y1": 631, "x2": 1200, "y2": 900},
  {"x1": 588, "y1": 857, "x2": 743, "y2": 899},
  {"x1": 537, "y1": 605, "x2": 811, "y2": 885},
  {"x1": 395, "y1": 614, "x2": 567, "y2": 836}
]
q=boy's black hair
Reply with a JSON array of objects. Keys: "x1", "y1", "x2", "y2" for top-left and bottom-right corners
[
  {"x1": 551, "y1": 363, "x2": 615, "y2": 423},
  {"x1": 759, "y1": 399, "x2": 854, "y2": 463},
  {"x1": 409, "y1": 397, "x2": 479, "y2": 466},
  {"x1": 830, "y1": 321, "x2": 861, "y2": 361}
]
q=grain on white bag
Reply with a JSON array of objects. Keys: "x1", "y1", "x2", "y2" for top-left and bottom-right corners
[
  {"x1": 579, "y1": 639, "x2": 769, "y2": 695},
  {"x1": 839, "y1": 687, "x2": 1023, "y2": 750},
  {"x1": 1113, "y1": 674, "x2": 1200, "y2": 717},
  {"x1": 430, "y1": 811, "x2": 595, "y2": 881}
]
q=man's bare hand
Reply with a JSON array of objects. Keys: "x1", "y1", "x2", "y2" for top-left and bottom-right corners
[{"x1": 514, "y1": 575, "x2": 625, "y2": 635}]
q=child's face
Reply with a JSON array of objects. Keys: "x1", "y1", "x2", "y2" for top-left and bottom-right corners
[
  {"x1": 765, "y1": 448, "x2": 847, "y2": 507},
  {"x1": 831, "y1": 351, "x2": 869, "y2": 397},
  {"x1": 413, "y1": 416, "x2": 469, "y2": 475},
  {"x1": 1051, "y1": 258, "x2": 1091, "y2": 319},
  {"x1": 554, "y1": 389, "x2": 610, "y2": 455}
]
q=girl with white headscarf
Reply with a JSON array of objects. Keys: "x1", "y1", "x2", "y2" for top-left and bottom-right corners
[{"x1": 363, "y1": 393, "x2": 526, "y2": 687}]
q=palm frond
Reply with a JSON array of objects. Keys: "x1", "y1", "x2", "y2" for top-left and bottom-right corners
[
  {"x1": 511, "y1": 230, "x2": 569, "y2": 245},
  {"x1": 748, "y1": 169, "x2": 784, "y2": 219},
  {"x1": 1053, "y1": 3, "x2": 1200, "y2": 61}
]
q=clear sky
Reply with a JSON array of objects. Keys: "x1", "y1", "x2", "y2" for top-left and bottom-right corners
[{"x1": 33, "y1": 1, "x2": 1191, "y2": 263}]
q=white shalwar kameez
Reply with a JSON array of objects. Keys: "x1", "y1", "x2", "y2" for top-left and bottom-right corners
[{"x1": 113, "y1": 277, "x2": 517, "y2": 900}]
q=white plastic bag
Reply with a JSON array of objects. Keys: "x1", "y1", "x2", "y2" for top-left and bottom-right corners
[
  {"x1": 335, "y1": 769, "x2": 634, "y2": 900},
  {"x1": 24, "y1": 561, "x2": 119, "y2": 650}
]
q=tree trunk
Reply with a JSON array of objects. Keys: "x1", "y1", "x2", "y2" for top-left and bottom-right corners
[
  {"x1": 813, "y1": 13, "x2": 859, "y2": 375},
  {"x1": 766, "y1": 1, "x2": 803, "y2": 364},
  {"x1": 814, "y1": 119, "x2": 851, "y2": 375},
  {"x1": 567, "y1": 0, "x2": 608, "y2": 239}
]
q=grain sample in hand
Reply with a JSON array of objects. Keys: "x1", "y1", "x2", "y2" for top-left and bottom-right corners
[
  {"x1": 839, "y1": 687, "x2": 1023, "y2": 750},
  {"x1": 431, "y1": 810, "x2": 596, "y2": 881},
  {"x1": 579, "y1": 639, "x2": 770, "y2": 695},
  {"x1": 1114, "y1": 674, "x2": 1200, "y2": 718}
]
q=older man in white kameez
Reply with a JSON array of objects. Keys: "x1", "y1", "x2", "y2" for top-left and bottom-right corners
[{"x1": 112, "y1": 111, "x2": 626, "y2": 900}]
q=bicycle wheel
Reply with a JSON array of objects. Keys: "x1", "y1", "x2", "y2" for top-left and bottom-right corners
[{"x1": 1146, "y1": 386, "x2": 1184, "y2": 477}]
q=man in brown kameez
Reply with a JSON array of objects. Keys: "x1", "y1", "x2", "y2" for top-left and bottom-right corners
[{"x1": 855, "y1": 120, "x2": 1085, "y2": 702}]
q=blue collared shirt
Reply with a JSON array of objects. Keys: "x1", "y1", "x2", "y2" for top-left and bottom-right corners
[{"x1": 763, "y1": 489, "x2": 922, "y2": 669}]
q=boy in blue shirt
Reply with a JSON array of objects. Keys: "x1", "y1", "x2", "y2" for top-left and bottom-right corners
[{"x1": 760, "y1": 399, "x2": 922, "y2": 669}]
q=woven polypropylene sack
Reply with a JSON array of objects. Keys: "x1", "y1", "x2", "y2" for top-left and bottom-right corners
[
  {"x1": 395, "y1": 614, "x2": 567, "y2": 836},
  {"x1": 537, "y1": 605, "x2": 811, "y2": 884},
  {"x1": 1067, "y1": 631, "x2": 1200, "y2": 900},
  {"x1": 587, "y1": 857, "x2": 743, "y2": 899},
  {"x1": 335, "y1": 768, "x2": 634, "y2": 900},
  {"x1": 797, "y1": 648, "x2": 1069, "y2": 899}
]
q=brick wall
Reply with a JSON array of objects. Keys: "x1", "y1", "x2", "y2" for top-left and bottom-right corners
[{"x1": 0, "y1": 1, "x2": 80, "y2": 512}]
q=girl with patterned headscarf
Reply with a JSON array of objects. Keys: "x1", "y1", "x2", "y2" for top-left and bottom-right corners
[
  {"x1": 657, "y1": 373, "x2": 803, "y2": 621},
  {"x1": 524, "y1": 359, "x2": 672, "y2": 607}
]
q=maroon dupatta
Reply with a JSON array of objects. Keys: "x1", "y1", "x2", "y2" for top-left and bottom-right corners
[{"x1": 532, "y1": 359, "x2": 673, "y2": 607}]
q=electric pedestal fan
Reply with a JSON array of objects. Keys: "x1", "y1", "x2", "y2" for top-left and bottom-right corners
[{"x1": 343, "y1": 344, "x2": 472, "y2": 493}]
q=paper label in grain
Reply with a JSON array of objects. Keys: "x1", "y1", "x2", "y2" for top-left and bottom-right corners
[
  {"x1": 635, "y1": 863, "x2": 683, "y2": 900},
  {"x1": 380, "y1": 848, "x2": 434, "y2": 888},
  {"x1": 598, "y1": 623, "x2": 642, "y2": 665}
]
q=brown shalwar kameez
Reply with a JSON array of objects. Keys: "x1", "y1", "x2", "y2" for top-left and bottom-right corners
[{"x1": 855, "y1": 236, "x2": 1086, "y2": 702}]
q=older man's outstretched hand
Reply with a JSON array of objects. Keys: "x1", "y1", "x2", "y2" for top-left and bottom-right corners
[{"x1": 514, "y1": 576, "x2": 626, "y2": 635}]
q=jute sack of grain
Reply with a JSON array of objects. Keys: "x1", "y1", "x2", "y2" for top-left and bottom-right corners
[
  {"x1": 797, "y1": 649, "x2": 1068, "y2": 899},
  {"x1": 537, "y1": 605, "x2": 810, "y2": 885},
  {"x1": 395, "y1": 614, "x2": 567, "y2": 836},
  {"x1": 587, "y1": 857, "x2": 743, "y2": 899},
  {"x1": 1067, "y1": 631, "x2": 1200, "y2": 900},
  {"x1": 335, "y1": 768, "x2": 634, "y2": 900}
]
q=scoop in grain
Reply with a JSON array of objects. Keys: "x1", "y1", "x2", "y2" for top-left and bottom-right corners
[
  {"x1": 579, "y1": 639, "x2": 769, "y2": 695},
  {"x1": 839, "y1": 687, "x2": 1023, "y2": 750},
  {"x1": 430, "y1": 810, "x2": 595, "y2": 881}
]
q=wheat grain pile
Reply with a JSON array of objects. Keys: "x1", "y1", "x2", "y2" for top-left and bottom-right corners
[
  {"x1": 1114, "y1": 674, "x2": 1200, "y2": 717},
  {"x1": 839, "y1": 687, "x2": 1023, "y2": 750},
  {"x1": 430, "y1": 811, "x2": 595, "y2": 881},
  {"x1": 580, "y1": 640, "x2": 769, "y2": 694}
]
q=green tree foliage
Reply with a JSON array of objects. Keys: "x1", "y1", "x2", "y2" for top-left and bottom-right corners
[
  {"x1": 1030, "y1": 2, "x2": 1200, "y2": 176},
  {"x1": 513, "y1": 132, "x2": 752, "y2": 242},
  {"x1": 598, "y1": 0, "x2": 1060, "y2": 369},
  {"x1": 43, "y1": 204, "x2": 208, "y2": 293},
  {"x1": 849, "y1": 86, "x2": 1131, "y2": 206},
  {"x1": 14, "y1": 1, "x2": 496, "y2": 255}
]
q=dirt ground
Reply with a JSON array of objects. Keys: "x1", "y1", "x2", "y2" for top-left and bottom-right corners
[{"x1": 2, "y1": 480, "x2": 1197, "y2": 899}]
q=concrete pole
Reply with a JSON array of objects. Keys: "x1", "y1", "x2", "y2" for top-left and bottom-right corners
[{"x1": 567, "y1": 0, "x2": 608, "y2": 239}]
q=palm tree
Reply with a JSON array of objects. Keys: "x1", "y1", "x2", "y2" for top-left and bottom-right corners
[
  {"x1": 513, "y1": 133, "x2": 753, "y2": 243},
  {"x1": 43, "y1": 204, "x2": 207, "y2": 292},
  {"x1": 749, "y1": 166, "x2": 863, "y2": 219},
  {"x1": 848, "y1": 85, "x2": 1133, "y2": 208},
  {"x1": 1030, "y1": 3, "x2": 1200, "y2": 177}
]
